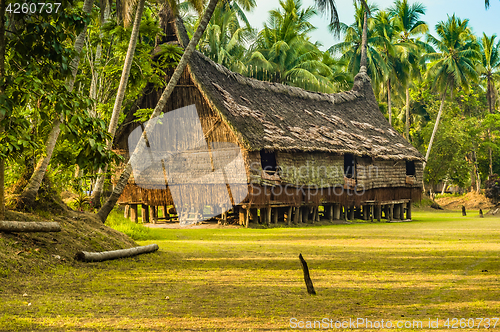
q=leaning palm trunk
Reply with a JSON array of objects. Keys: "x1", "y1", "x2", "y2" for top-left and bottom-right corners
[
  {"x1": 91, "y1": 0, "x2": 146, "y2": 208},
  {"x1": 360, "y1": 10, "x2": 368, "y2": 69},
  {"x1": 405, "y1": 87, "x2": 410, "y2": 139},
  {"x1": 387, "y1": 79, "x2": 392, "y2": 126},
  {"x1": 16, "y1": 0, "x2": 93, "y2": 208},
  {"x1": 97, "y1": 0, "x2": 220, "y2": 222},
  {"x1": 0, "y1": 0, "x2": 6, "y2": 219},
  {"x1": 423, "y1": 85, "x2": 448, "y2": 170}
]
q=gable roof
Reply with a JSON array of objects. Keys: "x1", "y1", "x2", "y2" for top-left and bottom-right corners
[{"x1": 161, "y1": 17, "x2": 424, "y2": 161}]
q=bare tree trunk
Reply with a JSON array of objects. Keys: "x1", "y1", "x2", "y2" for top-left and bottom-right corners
[
  {"x1": 0, "y1": 0, "x2": 6, "y2": 220},
  {"x1": 405, "y1": 87, "x2": 410, "y2": 140},
  {"x1": 360, "y1": 10, "x2": 368, "y2": 70},
  {"x1": 91, "y1": 0, "x2": 146, "y2": 208},
  {"x1": 387, "y1": 79, "x2": 392, "y2": 126},
  {"x1": 16, "y1": 0, "x2": 93, "y2": 208},
  {"x1": 424, "y1": 84, "x2": 448, "y2": 170},
  {"x1": 97, "y1": 0, "x2": 220, "y2": 223}
]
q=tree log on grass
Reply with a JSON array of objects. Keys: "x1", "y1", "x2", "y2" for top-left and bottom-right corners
[
  {"x1": 75, "y1": 244, "x2": 159, "y2": 262},
  {"x1": 0, "y1": 221, "x2": 61, "y2": 233},
  {"x1": 299, "y1": 253, "x2": 316, "y2": 295}
]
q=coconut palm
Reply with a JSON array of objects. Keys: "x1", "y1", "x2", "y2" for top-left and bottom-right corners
[
  {"x1": 330, "y1": 3, "x2": 389, "y2": 87},
  {"x1": 479, "y1": 34, "x2": 500, "y2": 114},
  {"x1": 247, "y1": 0, "x2": 336, "y2": 93},
  {"x1": 423, "y1": 15, "x2": 481, "y2": 168},
  {"x1": 198, "y1": 3, "x2": 252, "y2": 73},
  {"x1": 389, "y1": 0, "x2": 429, "y2": 139}
]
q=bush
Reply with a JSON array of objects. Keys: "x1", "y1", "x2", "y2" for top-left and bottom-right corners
[{"x1": 485, "y1": 174, "x2": 500, "y2": 204}]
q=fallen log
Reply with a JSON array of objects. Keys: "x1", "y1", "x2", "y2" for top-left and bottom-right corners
[
  {"x1": 75, "y1": 244, "x2": 159, "y2": 262},
  {"x1": 0, "y1": 221, "x2": 61, "y2": 233},
  {"x1": 299, "y1": 253, "x2": 316, "y2": 295}
]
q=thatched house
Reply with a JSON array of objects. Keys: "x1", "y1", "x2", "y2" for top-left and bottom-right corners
[{"x1": 114, "y1": 14, "x2": 424, "y2": 226}]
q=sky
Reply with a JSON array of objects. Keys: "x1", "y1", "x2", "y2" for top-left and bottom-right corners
[{"x1": 245, "y1": 0, "x2": 500, "y2": 51}]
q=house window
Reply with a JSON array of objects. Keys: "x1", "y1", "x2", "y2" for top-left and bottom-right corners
[
  {"x1": 344, "y1": 154, "x2": 355, "y2": 179},
  {"x1": 260, "y1": 151, "x2": 277, "y2": 173},
  {"x1": 406, "y1": 160, "x2": 416, "y2": 176}
]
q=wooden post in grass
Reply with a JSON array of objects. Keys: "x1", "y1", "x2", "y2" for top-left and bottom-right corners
[
  {"x1": 462, "y1": 205, "x2": 467, "y2": 216},
  {"x1": 293, "y1": 207, "x2": 300, "y2": 224},
  {"x1": 142, "y1": 204, "x2": 149, "y2": 223},
  {"x1": 388, "y1": 204, "x2": 394, "y2": 222},
  {"x1": 479, "y1": 209, "x2": 484, "y2": 218},
  {"x1": 245, "y1": 207, "x2": 250, "y2": 228},
  {"x1": 239, "y1": 206, "x2": 246, "y2": 226},
  {"x1": 273, "y1": 207, "x2": 278, "y2": 225},
  {"x1": 266, "y1": 207, "x2": 272, "y2": 226},
  {"x1": 298, "y1": 254, "x2": 316, "y2": 295},
  {"x1": 130, "y1": 204, "x2": 138, "y2": 223},
  {"x1": 399, "y1": 204, "x2": 405, "y2": 220},
  {"x1": 376, "y1": 205, "x2": 381, "y2": 222}
]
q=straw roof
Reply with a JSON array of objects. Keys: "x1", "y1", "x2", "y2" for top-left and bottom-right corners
[{"x1": 152, "y1": 17, "x2": 424, "y2": 161}]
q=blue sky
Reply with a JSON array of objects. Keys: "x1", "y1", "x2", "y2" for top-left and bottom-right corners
[{"x1": 245, "y1": 0, "x2": 500, "y2": 51}]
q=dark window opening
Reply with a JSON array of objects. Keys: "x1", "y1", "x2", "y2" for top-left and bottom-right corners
[
  {"x1": 406, "y1": 160, "x2": 416, "y2": 176},
  {"x1": 344, "y1": 154, "x2": 355, "y2": 178},
  {"x1": 260, "y1": 151, "x2": 277, "y2": 173}
]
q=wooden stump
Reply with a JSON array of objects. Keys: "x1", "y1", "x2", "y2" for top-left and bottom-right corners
[
  {"x1": 141, "y1": 205, "x2": 150, "y2": 223},
  {"x1": 124, "y1": 205, "x2": 130, "y2": 219},
  {"x1": 298, "y1": 254, "x2": 316, "y2": 295},
  {"x1": 130, "y1": 204, "x2": 138, "y2": 223},
  {"x1": 406, "y1": 202, "x2": 412, "y2": 220}
]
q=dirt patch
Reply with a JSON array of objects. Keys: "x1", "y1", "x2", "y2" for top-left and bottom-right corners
[
  {"x1": 0, "y1": 210, "x2": 136, "y2": 277},
  {"x1": 435, "y1": 192, "x2": 494, "y2": 211}
]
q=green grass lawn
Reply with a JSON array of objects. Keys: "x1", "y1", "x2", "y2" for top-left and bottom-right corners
[{"x1": 1, "y1": 210, "x2": 499, "y2": 331}]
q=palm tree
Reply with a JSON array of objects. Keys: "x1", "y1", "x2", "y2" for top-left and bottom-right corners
[
  {"x1": 330, "y1": 3, "x2": 389, "y2": 87},
  {"x1": 96, "y1": 0, "x2": 366, "y2": 221},
  {"x1": 389, "y1": 0, "x2": 429, "y2": 139},
  {"x1": 0, "y1": 0, "x2": 6, "y2": 219},
  {"x1": 479, "y1": 33, "x2": 500, "y2": 175},
  {"x1": 423, "y1": 15, "x2": 481, "y2": 169},
  {"x1": 17, "y1": 0, "x2": 94, "y2": 208},
  {"x1": 247, "y1": 0, "x2": 336, "y2": 92}
]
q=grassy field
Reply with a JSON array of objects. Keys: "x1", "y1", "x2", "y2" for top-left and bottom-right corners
[{"x1": 1, "y1": 210, "x2": 499, "y2": 331}]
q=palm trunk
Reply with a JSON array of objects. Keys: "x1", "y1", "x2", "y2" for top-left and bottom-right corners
[
  {"x1": 0, "y1": 0, "x2": 6, "y2": 220},
  {"x1": 360, "y1": 10, "x2": 368, "y2": 70},
  {"x1": 424, "y1": 84, "x2": 448, "y2": 170},
  {"x1": 405, "y1": 87, "x2": 410, "y2": 140},
  {"x1": 91, "y1": 0, "x2": 145, "y2": 208},
  {"x1": 387, "y1": 79, "x2": 392, "y2": 126},
  {"x1": 16, "y1": 0, "x2": 93, "y2": 208},
  {"x1": 97, "y1": 0, "x2": 220, "y2": 222}
]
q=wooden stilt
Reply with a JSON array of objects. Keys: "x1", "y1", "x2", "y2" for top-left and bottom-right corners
[
  {"x1": 302, "y1": 207, "x2": 309, "y2": 223},
  {"x1": 130, "y1": 204, "x2": 138, "y2": 223},
  {"x1": 328, "y1": 205, "x2": 334, "y2": 222},
  {"x1": 363, "y1": 205, "x2": 368, "y2": 220},
  {"x1": 141, "y1": 205, "x2": 149, "y2": 223},
  {"x1": 344, "y1": 205, "x2": 348, "y2": 221},
  {"x1": 370, "y1": 205, "x2": 374, "y2": 222},
  {"x1": 287, "y1": 206, "x2": 293, "y2": 226},
  {"x1": 376, "y1": 205, "x2": 381, "y2": 222},
  {"x1": 259, "y1": 208, "x2": 265, "y2": 224},
  {"x1": 251, "y1": 208, "x2": 258, "y2": 224},
  {"x1": 406, "y1": 202, "x2": 412, "y2": 220},
  {"x1": 124, "y1": 205, "x2": 130, "y2": 219},
  {"x1": 349, "y1": 205, "x2": 355, "y2": 220},
  {"x1": 245, "y1": 208, "x2": 250, "y2": 228},
  {"x1": 315, "y1": 207, "x2": 320, "y2": 222},
  {"x1": 239, "y1": 206, "x2": 246, "y2": 226},
  {"x1": 293, "y1": 207, "x2": 300, "y2": 224},
  {"x1": 384, "y1": 205, "x2": 388, "y2": 219},
  {"x1": 298, "y1": 207, "x2": 303, "y2": 223},
  {"x1": 150, "y1": 206, "x2": 158, "y2": 224},
  {"x1": 324, "y1": 205, "x2": 331, "y2": 220},
  {"x1": 266, "y1": 207, "x2": 272, "y2": 226},
  {"x1": 399, "y1": 203, "x2": 405, "y2": 220},
  {"x1": 273, "y1": 207, "x2": 278, "y2": 225},
  {"x1": 388, "y1": 204, "x2": 394, "y2": 222},
  {"x1": 334, "y1": 204, "x2": 341, "y2": 220}
]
